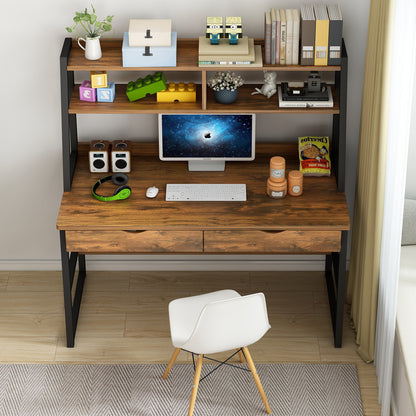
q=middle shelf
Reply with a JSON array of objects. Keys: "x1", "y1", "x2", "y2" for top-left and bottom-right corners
[{"x1": 69, "y1": 84, "x2": 339, "y2": 114}]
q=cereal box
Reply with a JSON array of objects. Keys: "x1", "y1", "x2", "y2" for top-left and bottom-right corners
[{"x1": 298, "y1": 136, "x2": 331, "y2": 176}]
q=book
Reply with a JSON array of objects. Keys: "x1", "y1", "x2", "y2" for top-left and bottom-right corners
[
  {"x1": 278, "y1": 84, "x2": 333, "y2": 107},
  {"x1": 198, "y1": 44, "x2": 263, "y2": 67},
  {"x1": 199, "y1": 39, "x2": 256, "y2": 63},
  {"x1": 275, "y1": 9, "x2": 281, "y2": 64},
  {"x1": 264, "y1": 11, "x2": 272, "y2": 64},
  {"x1": 271, "y1": 8, "x2": 277, "y2": 65},
  {"x1": 285, "y1": 9, "x2": 293, "y2": 65},
  {"x1": 198, "y1": 35, "x2": 249, "y2": 55},
  {"x1": 327, "y1": 4, "x2": 343, "y2": 65},
  {"x1": 300, "y1": 4, "x2": 315, "y2": 65},
  {"x1": 292, "y1": 9, "x2": 300, "y2": 65},
  {"x1": 313, "y1": 3, "x2": 329, "y2": 65},
  {"x1": 279, "y1": 9, "x2": 287, "y2": 65}
]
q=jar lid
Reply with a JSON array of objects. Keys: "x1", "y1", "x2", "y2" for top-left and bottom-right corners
[
  {"x1": 288, "y1": 170, "x2": 303, "y2": 179},
  {"x1": 267, "y1": 177, "x2": 287, "y2": 191},
  {"x1": 270, "y1": 156, "x2": 285, "y2": 167}
]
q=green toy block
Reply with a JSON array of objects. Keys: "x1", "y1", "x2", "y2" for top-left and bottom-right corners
[{"x1": 126, "y1": 72, "x2": 167, "y2": 102}]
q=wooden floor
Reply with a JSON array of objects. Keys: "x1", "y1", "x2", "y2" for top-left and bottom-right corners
[{"x1": 0, "y1": 270, "x2": 380, "y2": 415}]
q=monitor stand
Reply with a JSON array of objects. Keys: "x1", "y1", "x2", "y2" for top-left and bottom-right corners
[{"x1": 188, "y1": 160, "x2": 225, "y2": 171}]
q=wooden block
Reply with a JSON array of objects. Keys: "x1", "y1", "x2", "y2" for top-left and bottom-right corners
[
  {"x1": 90, "y1": 71, "x2": 108, "y2": 88},
  {"x1": 79, "y1": 80, "x2": 96, "y2": 102},
  {"x1": 97, "y1": 82, "x2": 115, "y2": 102}
]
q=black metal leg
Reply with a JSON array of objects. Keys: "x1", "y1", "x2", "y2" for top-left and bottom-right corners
[
  {"x1": 325, "y1": 231, "x2": 348, "y2": 347},
  {"x1": 59, "y1": 230, "x2": 87, "y2": 347}
]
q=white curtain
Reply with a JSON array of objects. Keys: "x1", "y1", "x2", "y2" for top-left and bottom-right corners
[{"x1": 375, "y1": 0, "x2": 416, "y2": 415}]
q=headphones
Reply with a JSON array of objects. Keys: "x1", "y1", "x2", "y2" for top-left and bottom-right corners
[{"x1": 92, "y1": 173, "x2": 131, "y2": 201}]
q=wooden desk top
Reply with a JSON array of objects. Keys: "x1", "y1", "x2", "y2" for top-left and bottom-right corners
[{"x1": 56, "y1": 143, "x2": 350, "y2": 232}]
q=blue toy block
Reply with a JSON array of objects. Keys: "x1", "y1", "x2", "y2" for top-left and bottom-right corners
[
  {"x1": 97, "y1": 82, "x2": 116, "y2": 102},
  {"x1": 122, "y1": 32, "x2": 177, "y2": 67}
]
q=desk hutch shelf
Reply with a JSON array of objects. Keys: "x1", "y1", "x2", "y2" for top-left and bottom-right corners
[{"x1": 58, "y1": 37, "x2": 349, "y2": 348}]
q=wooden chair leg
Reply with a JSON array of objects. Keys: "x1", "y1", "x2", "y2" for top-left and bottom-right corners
[
  {"x1": 238, "y1": 349, "x2": 245, "y2": 363},
  {"x1": 242, "y1": 346, "x2": 272, "y2": 414},
  {"x1": 188, "y1": 354, "x2": 204, "y2": 416},
  {"x1": 162, "y1": 347, "x2": 181, "y2": 379}
]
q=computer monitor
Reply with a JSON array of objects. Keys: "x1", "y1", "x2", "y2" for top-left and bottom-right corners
[{"x1": 158, "y1": 113, "x2": 256, "y2": 171}]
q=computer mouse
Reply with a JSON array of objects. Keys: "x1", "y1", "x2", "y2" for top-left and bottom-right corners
[{"x1": 146, "y1": 186, "x2": 159, "y2": 198}]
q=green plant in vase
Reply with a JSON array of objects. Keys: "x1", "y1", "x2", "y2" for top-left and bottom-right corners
[{"x1": 66, "y1": 5, "x2": 114, "y2": 60}]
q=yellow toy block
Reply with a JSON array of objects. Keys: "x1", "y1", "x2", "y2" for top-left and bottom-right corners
[
  {"x1": 157, "y1": 82, "x2": 197, "y2": 103},
  {"x1": 90, "y1": 71, "x2": 108, "y2": 88}
]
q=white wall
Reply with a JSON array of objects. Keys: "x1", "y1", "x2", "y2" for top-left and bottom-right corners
[
  {"x1": 405, "y1": 70, "x2": 416, "y2": 199},
  {"x1": 0, "y1": 0, "x2": 370, "y2": 269}
]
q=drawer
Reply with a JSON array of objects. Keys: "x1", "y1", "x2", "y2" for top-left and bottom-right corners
[
  {"x1": 204, "y1": 230, "x2": 341, "y2": 254},
  {"x1": 65, "y1": 230, "x2": 203, "y2": 253}
]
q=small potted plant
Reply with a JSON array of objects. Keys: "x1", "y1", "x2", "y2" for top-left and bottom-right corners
[
  {"x1": 207, "y1": 71, "x2": 244, "y2": 104},
  {"x1": 66, "y1": 5, "x2": 114, "y2": 60}
]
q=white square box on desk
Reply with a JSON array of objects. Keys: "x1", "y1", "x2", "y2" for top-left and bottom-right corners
[
  {"x1": 122, "y1": 31, "x2": 177, "y2": 67},
  {"x1": 129, "y1": 19, "x2": 172, "y2": 47}
]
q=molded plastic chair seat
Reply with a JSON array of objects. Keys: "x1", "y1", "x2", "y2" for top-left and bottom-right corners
[{"x1": 163, "y1": 289, "x2": 272, "y2": 415}]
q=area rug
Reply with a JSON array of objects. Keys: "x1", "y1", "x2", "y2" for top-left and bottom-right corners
[{"x1": 0, "y1": 363, "x2": 363, "y2": 416}]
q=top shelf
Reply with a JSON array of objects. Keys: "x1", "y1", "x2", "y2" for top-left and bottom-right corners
[{"x1": 63, "y1": 38, "x2": 342, "y2": 72}]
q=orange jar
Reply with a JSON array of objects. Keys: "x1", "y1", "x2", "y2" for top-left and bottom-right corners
[
  {"x1": 267, "y1": 177, "x2": 287, "y2": 199},
  {"x1": 288, "y1": 170, "x2": 303, "y2": 196},
  {"x1": 269, "y1": 156, "x2": 286, "y2": 183}
]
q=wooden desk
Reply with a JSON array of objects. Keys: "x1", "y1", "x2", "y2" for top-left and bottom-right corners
[{"x1": 57, "y1": 142, "x2": 350, "y2": 348}]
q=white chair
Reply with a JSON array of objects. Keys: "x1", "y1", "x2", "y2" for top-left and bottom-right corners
[{"x1": 162, "y1": 289, "x2": 272, "y2": 416}]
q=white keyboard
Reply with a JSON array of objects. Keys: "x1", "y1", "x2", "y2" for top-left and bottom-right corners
[{"x1": 165, "y1": 184, "x2": 247, "y2": 201}]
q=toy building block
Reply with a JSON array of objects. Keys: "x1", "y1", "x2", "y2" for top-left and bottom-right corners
[
  {"x1": 206, "y1": 17, "x2": 224, "y2": 44},
  {"x1": 157, "y1": 82, "x2": 196, "y2": 103},
  {"x1": 79, "y1": 80, "x2": 96, "y2": 102},
  {"x1": 97, "y1": 82, "x2": 116, "y2": 102},
  {"x1": 90, "y1": 71, "x2": 108, "y2": 88},
  {"x1": 126, "y1": 72, "x2": 167, "y2": 102},
  {"x1": 225, "y1": 17, "x2": 242, "y2": 44}
]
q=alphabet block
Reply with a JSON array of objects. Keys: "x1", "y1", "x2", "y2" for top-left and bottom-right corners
[
  {"x1": 79, "y1": 80, "x2": 96, "y2": 102},
  {"x1": 97, "y1": 82, "x2": 116, "y2": 102},
  {"x1": 90, "y1": 71, "x2": 108, "y2": 88}
]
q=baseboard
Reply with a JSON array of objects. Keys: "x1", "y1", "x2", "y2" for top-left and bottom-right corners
[{"x1": 0, "y1": 256, "x2": 335, "y2": 271}]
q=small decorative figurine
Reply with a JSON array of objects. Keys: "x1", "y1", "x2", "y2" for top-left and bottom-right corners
[
  {"x1": 251, "y1": 71, "x2": 277, "y2": 99},
  {"x1": 225, "y1": 17, "x2": 242, "y2": 44},
  {"x1": 206, "y1": 17, "x2": 224, "y2": 44}
]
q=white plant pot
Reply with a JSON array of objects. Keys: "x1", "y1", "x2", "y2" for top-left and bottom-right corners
[{"x1": 77, "y1": 36, "x2": 102, "y2": 60}]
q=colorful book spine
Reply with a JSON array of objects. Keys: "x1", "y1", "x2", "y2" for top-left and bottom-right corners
[
  {"x1": 300, "y1": 4, "x2": 315, "y2": 65},
  {"x1": 275, "y1": 10, "x2": 281, "y2": 64},
  {"x1": 292, "y1": 8, "x2": 300, "y2": 65},
  {"x1": 264, "y1": 11, "x2": 272, "y2": 65},
  {"x1": 327, "y1": 4, "x2": 343, "y2": 65},
  {"x1": 313, "y1": 3, "x2": 329, "y2": 65},
  {"x1": 279, "y1": 9, "x2": 287, "y2": 65},
  {"x1": 271, "y1": 8, "x2": 277, "y2": 65},
  {"x1": 285, "y1": 9, "x2": 293, "y2": 65}
]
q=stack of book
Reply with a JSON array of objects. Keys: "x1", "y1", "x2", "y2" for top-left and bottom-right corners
[
  {"x1": 198, "y1": 36, "x2": 263, "y2": 67},
  {"x1": 264, "y1": 4, "x2": 343, "y2": 66},
  {"x1": 264, "y1": 8, "x2": 300, "y2": 65}
]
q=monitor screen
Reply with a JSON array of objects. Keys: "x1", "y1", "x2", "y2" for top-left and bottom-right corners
[{"x1": 158, "y1": 114, "x2": 255, "y2": 170}]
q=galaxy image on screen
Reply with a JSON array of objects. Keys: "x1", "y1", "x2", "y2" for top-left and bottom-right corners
[{"x1": 161, "y1": 114, "x2": 254, "y2": 159}]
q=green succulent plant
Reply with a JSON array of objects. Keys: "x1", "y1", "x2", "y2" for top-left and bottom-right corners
[{"x1": 66, "y1": 5, "x2": 114, "y2": 38}]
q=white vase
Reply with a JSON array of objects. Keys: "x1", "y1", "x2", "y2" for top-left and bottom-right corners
[{"x1": 77, "y1": 36, "x2": 102, "y2": 60}]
